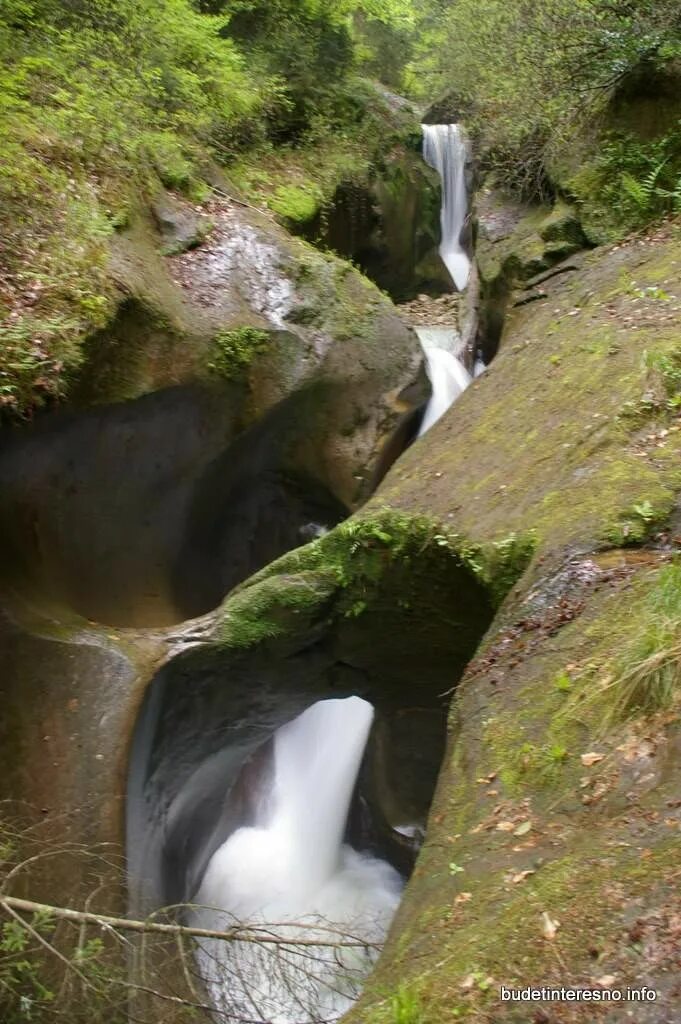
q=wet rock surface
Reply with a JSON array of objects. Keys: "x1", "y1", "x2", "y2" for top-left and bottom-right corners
[{"x1": 0, "y1": 384, "x2": 345, "y2": 627}]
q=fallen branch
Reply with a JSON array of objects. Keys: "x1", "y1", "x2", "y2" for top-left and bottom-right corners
[{"x1": 1, "y1": 896, "x2": 378, "y2": 949}]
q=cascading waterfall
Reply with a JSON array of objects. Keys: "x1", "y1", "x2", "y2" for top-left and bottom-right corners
[
  {"x1": 415, "y1": 124, "x2": 475, "y2": 434},
  {"x1": 416, "y1": 327, "x2": 472, "y2": 436},
  {"x1": 422, "y1": 123, "x2": 471, "y2": 291},
  {"x1": 193, "y1": 697, "x2": 403, "y2": 1024}
]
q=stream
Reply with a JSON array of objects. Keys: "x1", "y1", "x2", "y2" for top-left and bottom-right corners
[{"x1": 168, "y1": 122, "x2": 477, "y2": 1022}]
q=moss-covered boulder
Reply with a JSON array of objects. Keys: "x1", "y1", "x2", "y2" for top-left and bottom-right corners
[
  {"x1": 547, "y1": 63, "x2": 681, "y2": 246},
  {"x1": 341, "y1": 222, "x2": 681, "y2": 1022}
]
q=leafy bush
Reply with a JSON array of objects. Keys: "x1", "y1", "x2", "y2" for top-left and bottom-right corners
[
  {"x1": 571, "y1": 129, "x2": 681, "y2": 229},
  {"x1": 0, "y1": 0, "x2": 266, "y2": 417}
]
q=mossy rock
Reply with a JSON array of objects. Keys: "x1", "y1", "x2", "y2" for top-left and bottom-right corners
[
  {"x1": 269, "y1": 182, "x2": 323, "y2": 228},
  {"x1": 377, "y1": 222, "x2": 681, "y2": 560},
  {"x1": 151, "y1": 193, "x2": 213, "y2": 255},
  {"x1": 350, "y1": 553, "x2": 681, "y2": 1023},
  {"x1": 538, "y1": 200, "x2": 587, "y2": 248},
  {"x1": 345, "y1": 221, "x2": 681, "y2": 1024}
]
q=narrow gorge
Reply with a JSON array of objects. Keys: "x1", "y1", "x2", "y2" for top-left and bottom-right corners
[{"x1": 1, "y1": 5, "x2": 681, "y2": 1024}]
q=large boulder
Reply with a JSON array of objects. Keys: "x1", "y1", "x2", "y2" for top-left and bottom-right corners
[{"x1": 345, "y1": 222, "x2": 681, "y2": 1023}]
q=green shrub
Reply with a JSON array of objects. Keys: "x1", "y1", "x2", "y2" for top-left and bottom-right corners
[
  {"x1": 406, "y1": 0, "x2": 681, "y2": 212},
  {"x1": 0, "y1": 0, "x2": 266, "y2": 416}
]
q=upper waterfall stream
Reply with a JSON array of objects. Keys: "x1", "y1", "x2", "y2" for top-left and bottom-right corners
[
  {"x1": 422, "y1": 123, "x2": 470, "y2": 291},
  {"x1": 193, "y1": 697, "x2": 403, "y2": 1023}
]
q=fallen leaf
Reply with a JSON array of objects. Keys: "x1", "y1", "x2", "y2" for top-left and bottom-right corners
[
  {"x1": 496, "y1": 820, "x2": 515, "y2": 832},
  {"x1": 541, "y1": 912, "x2": 560, "y2": 940},
  {"x1": 514, "y1": 820, "x2": 532, "y2": 837},
  {"x1": 595, "y1": 975, "x2": 616, "y2": 988},
  {"x1": 454, "y1": 892, "x2": 472, "y2": 904},
  {"x1": 581, "y1": 752, "x2": 605, "y2": 767},
  {"x1": 511, "y1": 870, "x2": 535, "y2": 884}
]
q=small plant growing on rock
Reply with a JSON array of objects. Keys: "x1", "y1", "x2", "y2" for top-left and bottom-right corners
[{"x1": 208, "y1": 326, "x2": 271, "y2": 380}]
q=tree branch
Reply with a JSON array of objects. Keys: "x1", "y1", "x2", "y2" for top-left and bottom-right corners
[{"x1": 1, "y1": 896, "x2": 378, "y2": 949}]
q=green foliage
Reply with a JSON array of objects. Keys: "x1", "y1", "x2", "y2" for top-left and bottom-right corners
[
  {"x1": 0, "y1": 0, "x2": 267, "y2": 416},
  {"x1": 217, "y1": 0, "x2": 413, "y2": 142},
  {"x1": 644, "y1": 347, "x2": 681, "y2": 410},
  {"x1": 460, "y1": 532, "x2": 538, "y2": 608},
  {"x1": 608, "y1": 562, "x2": 681, "y2": 718},
  {"x1": 407, "y1": 0, "x2": 681, "y2": 210},
  {"x1": 606, "y1": 497, "x2": 671, "y2": 546},
  {"x1": 0, "y1": 0, "x2": 419, "y2": 416},
  {"x1": 388, "y1": 984, "x2": 423, "y2": 1024},
  {"x1": 207, "y1": 325, "x2": 271, "y2": 379},
  {"x1": 574, "y1": 130, "x2": 681, "y2": 230},
  {"x1": 0, "y1": 915, "x2": 56, "y2": 1021},
  {"x1": 618, "y1": 345, "x2": 681, "y2": 422}
]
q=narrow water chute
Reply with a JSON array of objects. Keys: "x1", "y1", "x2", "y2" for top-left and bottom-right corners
[
  {"x1": 415, "y1": 327, "x2": 471, "y2": 436},
  {"x1": 422, "y1": 123, "x2": 470, "y2": 291}
]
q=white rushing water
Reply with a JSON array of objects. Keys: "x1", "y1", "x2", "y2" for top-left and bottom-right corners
[
  {"x1": 193, "y1": 697, "x2": 403, "y2": 1024},
  {"x1": 416, "y1": 327, "x2": 472, "y2": 436},
  {"x1": 422, "y1": 123, "x2": 470, "y2": 291}
]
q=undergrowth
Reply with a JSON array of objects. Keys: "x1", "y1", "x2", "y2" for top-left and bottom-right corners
[
  {"x1": 0, "y1": 0, "x2": 265, "y2": 416},
  {"x1": 0, "y1": 1, "x2": 415, "y2": 418}
]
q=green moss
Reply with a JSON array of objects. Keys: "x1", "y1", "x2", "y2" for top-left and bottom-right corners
[
  {"x1": 604, "y1": 495, "x2": 675, "y2": 547},
  {"x1": 269, "y1": 183, "x2": 323, "y2": 226},
  {"x1": 207, "y1": 326, "x2": 271, "y2": 380},
  {"x1": 213, "y1": 510, "x2": 534, "y2": 658},
  {"x1": 538, "y1": 201, "x2": 585, "y2": 246},
  {"x1": 217, "y1": 569, "x2": 338, "y2": 648},
  {"x1": 286, "y1": 241, "x2": 386, "y2": 343}
]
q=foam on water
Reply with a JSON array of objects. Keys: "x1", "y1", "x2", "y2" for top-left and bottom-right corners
[
  {"x1": 193, "y1": 697, "x2": 403, "y2": 1023},
  {"x1": 415, "y1": 327, "x2": 472, "y2": 435}
]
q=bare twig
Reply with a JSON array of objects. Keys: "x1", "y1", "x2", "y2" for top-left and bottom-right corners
[{"x1": 0, "y1": 896, "x2": 378, "y2": 949}]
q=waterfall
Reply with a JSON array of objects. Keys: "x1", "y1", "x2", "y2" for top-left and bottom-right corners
[
  {"x1": 193, "y1": 697, "x2": 403, "y2": 1023},
  {"x1": 422, "y1": 123, "x2": 470, "y2": 291},
  {"x1": 416, "y1": 327, "x2": 471, "y2": 436}
]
